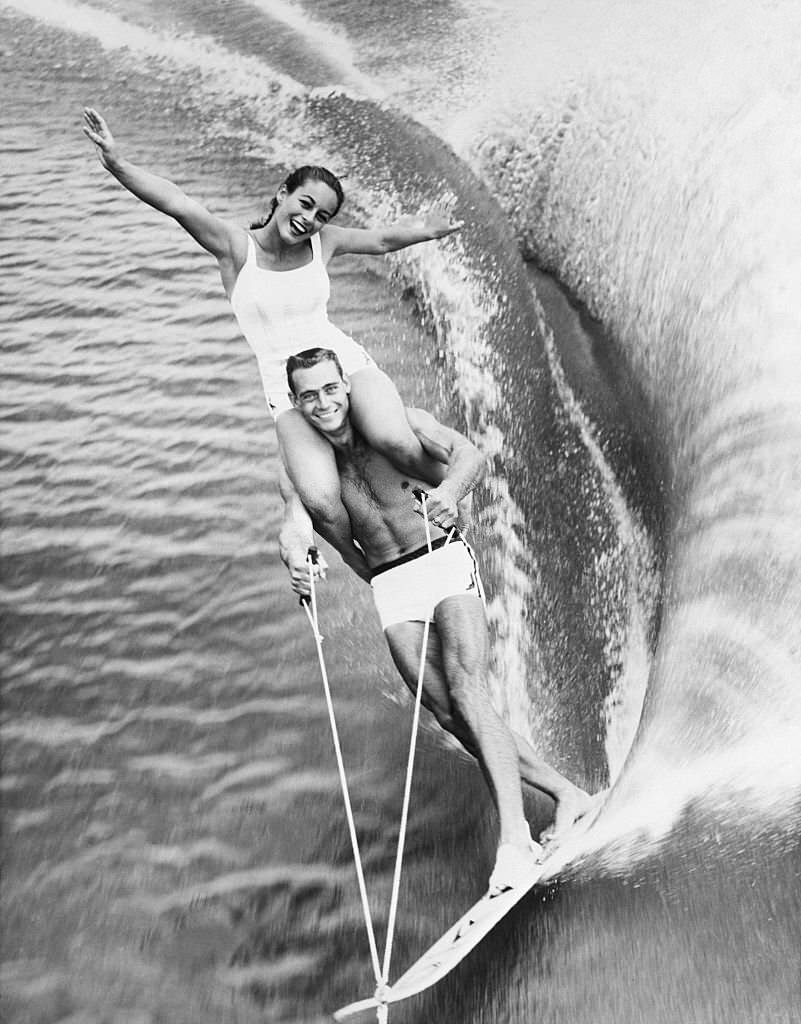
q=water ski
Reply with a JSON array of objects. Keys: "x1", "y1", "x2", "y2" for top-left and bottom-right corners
[
  {"x1": 333, "y1": 793, "x2": 608, "y2": 1021},
  {"x1": 333, "y1": 858, "x2": 544, "y2": 1020}
]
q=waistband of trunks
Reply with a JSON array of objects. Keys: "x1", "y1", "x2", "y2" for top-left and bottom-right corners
[{"x1": 369, "y1": 529, "x2": 463, "y2": 580}]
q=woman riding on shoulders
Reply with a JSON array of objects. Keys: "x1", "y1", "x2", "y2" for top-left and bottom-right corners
[{"x1": 82, "y1": 107, "x2": 461, "y2": 568}]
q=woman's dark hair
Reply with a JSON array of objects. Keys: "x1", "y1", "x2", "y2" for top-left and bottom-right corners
[{"x1": 250, "y1": 166, "x2": 345, "y2": 229}]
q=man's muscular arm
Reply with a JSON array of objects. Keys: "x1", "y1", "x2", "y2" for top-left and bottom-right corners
[
  {"x1": 278, "y1": 466, "x2": 321, "y2": 599},
  {"x1": 406, "y1": 408, "x2": 487, "y2": 529}
]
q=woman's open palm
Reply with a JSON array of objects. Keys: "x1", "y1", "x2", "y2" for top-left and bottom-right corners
[{"x1": 82, "y1": 107, "x2": 116, "y2": 168}]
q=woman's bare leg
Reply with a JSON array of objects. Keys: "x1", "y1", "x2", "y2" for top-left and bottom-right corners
[
  {"x1": 275, "y1": 409, "x2": 366, "y2": 573},
  {"x1": 348, "y1": 366, "x2": 446, "y2": 482}
]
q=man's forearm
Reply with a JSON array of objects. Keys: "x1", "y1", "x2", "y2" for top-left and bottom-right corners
[
  {"x1": 279, "y1": 503, "x2": 314, "y2": 565},
  {"x1": 417, "y1": 442, "x2": 486, "y2": 531},
  {"x1": 406, "y1": 408, "x2": 487, "y2": 529},
  {"x1": 435, "y1": 438, "x2": 487, "y2": 505},
  {"x1": 452, "y1": 444, "x2": 486, "y2": 499},
  {"x1": 406, "y1": 407, "x2": 487, "y2": 505},
  {"x1": 278, "y1": 465, "x2": 314, "y2": 561}
]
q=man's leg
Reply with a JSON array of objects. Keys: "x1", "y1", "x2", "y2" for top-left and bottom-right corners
[
  {"x1": 383, "y1": 618, "x2": 477, "y2": 750},
  {"x1": 384, "y1": 596, "x2": 533, "y2": 853},
  {"x1": 385, "y1": 599, "x2": 594, "y2": 846},
  {"x1": 508, "y1": 732, "x2": 594, "y2": 842},
  {"x1": 432, "y1": 595, "x2": 534, "y2": 849}
]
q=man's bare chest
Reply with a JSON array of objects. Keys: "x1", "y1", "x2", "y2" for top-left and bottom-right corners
[{"x1": 337, "y1": 447, "x2": 413, "y2": 522}]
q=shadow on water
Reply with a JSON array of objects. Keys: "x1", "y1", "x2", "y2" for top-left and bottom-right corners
[{"x1": 530, "y1": 268, "x2": 669, "y2": 551}]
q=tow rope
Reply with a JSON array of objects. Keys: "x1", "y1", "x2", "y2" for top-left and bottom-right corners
[{"x1": 300, "y1": 490, "x2": 454, "y2": 1022}]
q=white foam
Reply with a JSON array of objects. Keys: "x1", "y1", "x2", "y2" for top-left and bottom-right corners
[
  {"x1": 247, "y1": 0, "x2": 384, "y2": 99},
  {"x1": 7, "y1": 0, "x2": 302, "y2": 115},
  {"x1": 461, "y1": 0, "x2": 801, "y2": 855}
]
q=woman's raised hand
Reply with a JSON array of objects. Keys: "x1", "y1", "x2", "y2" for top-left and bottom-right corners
[
  {"x1": 82, "y1": 108, "x2": 117, "y2": 168},
  {"x1": 422, "y1": 208, "x2": 464, "y2": 239}
]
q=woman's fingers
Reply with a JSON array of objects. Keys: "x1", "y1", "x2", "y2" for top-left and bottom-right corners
[{"x1": 82, "y1": 107, "x2": 111, "y2": 144}]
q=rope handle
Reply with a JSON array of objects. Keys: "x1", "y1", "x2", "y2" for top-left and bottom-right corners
[
  {"x1": 298, "y1": 545, "x2": 319, "y2": 607},
  {"x1": 412, "y1": 487, "x2": 459, "y2": 553},
  {"x1": 411, "y1": 488, "x2": 433, "y2": 552}
]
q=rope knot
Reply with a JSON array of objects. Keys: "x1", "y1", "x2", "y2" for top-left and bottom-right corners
[{"x1": 374, "y1": 981, "x2": 392, "y2": 1003}]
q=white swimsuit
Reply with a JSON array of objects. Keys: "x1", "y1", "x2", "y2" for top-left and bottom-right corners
[{"x1": 230, "y1": 232, "x2": 374, "y2": 416}]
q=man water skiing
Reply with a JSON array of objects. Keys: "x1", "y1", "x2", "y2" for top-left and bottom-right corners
[{"x1": 279, "y1": 347, "x2": 593, "y2": 890}]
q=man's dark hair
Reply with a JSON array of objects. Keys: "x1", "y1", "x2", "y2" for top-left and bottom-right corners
[{"x1": 286, "y1": 347, "x2": 345, "y2": 394}]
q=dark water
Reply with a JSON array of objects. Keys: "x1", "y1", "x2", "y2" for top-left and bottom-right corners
[{"x1": 3, "y1": 2, "x2": 800, "y2": 1024}]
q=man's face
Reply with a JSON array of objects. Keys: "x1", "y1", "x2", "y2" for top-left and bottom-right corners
[{"x1": 289, "y1": 360, "x2": 351, "y2": 435}]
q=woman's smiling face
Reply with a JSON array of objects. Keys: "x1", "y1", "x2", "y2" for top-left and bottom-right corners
[{"x1": 274, "y1": 179, "x2": 341, "y2": 243}]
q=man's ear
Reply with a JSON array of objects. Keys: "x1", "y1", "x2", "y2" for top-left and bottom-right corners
[
  {"x1": 288, "y1": 389, "x2": 299, "y2": 408},
  {"x1": 343, "y1": 374, "x2": 351, "y2": 394}
]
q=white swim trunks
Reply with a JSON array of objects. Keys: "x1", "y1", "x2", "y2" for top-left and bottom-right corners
[{"x1": 370, "y1": 534, "x2": 486, "y2": 630}]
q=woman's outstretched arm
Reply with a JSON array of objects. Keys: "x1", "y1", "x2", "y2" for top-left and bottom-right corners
[
  {"x1": 321, "y1": 210, "x2": 462, "y2": 259},
  {"x1": 82, "y1": 108, "x2": 239, "y2": 267}
]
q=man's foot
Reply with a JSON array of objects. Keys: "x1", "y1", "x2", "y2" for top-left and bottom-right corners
[
  {"x1": 487, "y1": 838, "x2": 544, "y2": 896},
  {"x1": 540, "y1": 787, "x2": 607, "y2": 847}
]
